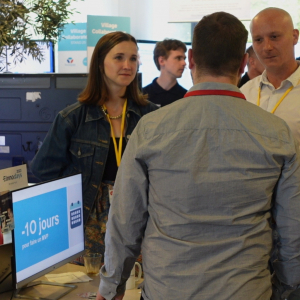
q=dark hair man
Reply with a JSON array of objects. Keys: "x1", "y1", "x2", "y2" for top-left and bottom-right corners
[
  {"x1": 97, "y1": 12, "x2": 300, "y2": 300},
  {"x1": 238, "y1": 45, "x2": 264, "y2": 87},
  {"x1": 241, "y1": 7, "x2": 300, "y2": 146},
  {"x1": 142, "y1": 39, "x2": 187, "y2": 107}
]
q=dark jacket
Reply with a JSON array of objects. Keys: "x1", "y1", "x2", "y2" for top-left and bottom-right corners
[{"x1": 31, "y1": 99, "x2": 158, "y2": 224}]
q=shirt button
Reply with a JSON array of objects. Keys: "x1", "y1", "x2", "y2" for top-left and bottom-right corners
[{"x1": 127, "y1": 113, "x2": 130, "y2": 117}]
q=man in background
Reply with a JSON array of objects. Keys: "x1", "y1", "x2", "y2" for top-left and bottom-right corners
[
  {"x1": 241, "y1": 7, "x2": 300, "y2": 146},
  {"x1": 238, "y1": 45, "x2": 264, "y2": 87},
  {"x1": 142, "y1": 39, "x2": 187, "y2": 107},
  {"x1": 97, "y1": 11, "x2": 300, "y2": 300}
]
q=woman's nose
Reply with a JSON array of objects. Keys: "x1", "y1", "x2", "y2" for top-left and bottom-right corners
[{"x1": 123, "y1": 60, "x2": 131, "y2": 69}]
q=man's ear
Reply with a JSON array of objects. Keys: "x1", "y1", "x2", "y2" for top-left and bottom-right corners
[
  {"x1": 239, "y1": 53, "x2": 248, "y2": 75},
  {"x1": 188, "y1": 48, "x2": 195, "y2": 70},
  {"x1": 248, "y1": 56, "x2": 254, "y2": 67},
  {"x1": 293, "y1": 29, "x2": 299, "y2": 45},
  {"x1": 158, "y1": 56, "x2": 165, "y2": 68}
]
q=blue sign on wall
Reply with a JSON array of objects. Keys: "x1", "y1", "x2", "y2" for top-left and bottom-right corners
[
  {"x1": 58, "y1": 23, "x2": 87, "y2": 51},
  {"x1": 87, "y1": 15, "x2": 130, "y2": 47}
]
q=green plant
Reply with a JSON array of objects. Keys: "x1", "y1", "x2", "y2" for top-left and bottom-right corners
[{"x1": 0, "y1": 0, "x2": 78, "y2": 71}]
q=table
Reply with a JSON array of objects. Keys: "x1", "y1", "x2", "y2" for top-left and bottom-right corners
[{"x1": 1, "y1": 263, "x2": 143, "y2": 300}]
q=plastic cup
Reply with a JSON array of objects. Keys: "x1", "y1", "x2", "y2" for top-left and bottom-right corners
[{"x1": 83, "y1": 253, "x2": 102, "y2": 275}]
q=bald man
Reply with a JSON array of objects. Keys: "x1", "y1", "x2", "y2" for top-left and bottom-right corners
[
  {"x1": 238, "y1": 45, "x2": 264, "y2": 87},
  {"x1": 241, "y1": 7, "x2": 300, "y2": 146}
]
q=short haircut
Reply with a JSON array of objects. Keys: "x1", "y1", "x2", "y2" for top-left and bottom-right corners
[
  {"x1": 245, "y1": 45, "x2": 259, "y2": 67},
  {"x1": 192, "y1": 12, "x2": 248, "y2": 78},
  {"x1": 78, "y1": 31, "x2": 147, "y2": 106},
  {"x1": 246, "y1": 45, "x2": 255, "y2": 57},
  {"x1": 153, "y1": 39, "x2": 187, "y2": 70}
]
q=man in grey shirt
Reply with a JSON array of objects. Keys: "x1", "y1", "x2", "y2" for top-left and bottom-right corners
[{"x1": 97, "y1": 12, "x2": 300, "y2": 300}]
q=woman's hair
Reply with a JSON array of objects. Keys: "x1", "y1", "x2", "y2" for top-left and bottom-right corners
[{"x1": 78, "y1": 31, "x2": 148, "y2": 106}]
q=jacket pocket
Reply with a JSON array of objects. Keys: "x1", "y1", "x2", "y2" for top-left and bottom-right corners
[{"x1": 69, "y1": 142, "x2": 95, "y2": 185}]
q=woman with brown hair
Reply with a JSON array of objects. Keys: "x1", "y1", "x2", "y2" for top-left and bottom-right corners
[{"x1": 31, "y1": 31, "x2": 158, "y2": 257}]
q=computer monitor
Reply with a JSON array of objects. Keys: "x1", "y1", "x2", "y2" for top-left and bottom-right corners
[
  {"x1": 137, "y1": 40, "x2": 193, "y2": 91},
  {"x1": 2, "y1": 41, "x2": 54, "y2": 74},
  {"x1": 11, "y1": 173, "x2": 84, "y2": 291}
]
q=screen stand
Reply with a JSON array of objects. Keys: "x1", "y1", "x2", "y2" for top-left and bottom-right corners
[{"x1": 14, "y1": 280, "x2": 77, "y2": 300}]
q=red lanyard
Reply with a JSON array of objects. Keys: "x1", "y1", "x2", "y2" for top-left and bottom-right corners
[{"x1": 184, "y1": 90, "x2": 246, "y2": 100}]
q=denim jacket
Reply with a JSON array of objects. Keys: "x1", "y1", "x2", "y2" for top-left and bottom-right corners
[{"x1": 30, "y1": 99, "x2": 158, "y2": 224}]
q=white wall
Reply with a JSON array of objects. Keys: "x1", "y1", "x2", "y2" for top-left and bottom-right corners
[
  {"x1": 117, "y1": 0, "x2": 154, "y2": 40},
  {"x1": 27, "y1": 0, "x2": 300, "y2": 72},
  {"x1": 68, "y1": 0, "x2": 300, "y2": 43},
  {"x1": 69, "y1": 0, "x2": 191, "y2": 42},
  {"x1": 69, "y1": 0, "x2": 119, "y2": 22}
]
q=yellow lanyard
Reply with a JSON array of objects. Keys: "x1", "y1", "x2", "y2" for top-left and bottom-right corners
[
  {"x1": 103, "y1": 99, "x2": 127, "y2": 167},
  {"x1": 256, "y1": 83, "x2": 296, "y2": 114}
]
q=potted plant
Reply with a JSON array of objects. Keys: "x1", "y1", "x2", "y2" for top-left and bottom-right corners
[{"x1": 0, "y1": 0, "x2": 78, "y2": 71}]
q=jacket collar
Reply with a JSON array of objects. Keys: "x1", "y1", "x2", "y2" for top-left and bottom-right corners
[
  {"x1": 260, "y1": 61, "x2": 300, "y2": 88},
  {"x1": 127, "y1": 98, "x2": 142, "y2": 117},
  {"x1": 85, "y1": 105, "x2": 103, "y2": 122}
]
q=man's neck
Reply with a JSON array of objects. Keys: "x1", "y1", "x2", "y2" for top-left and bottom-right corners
[
  {"x1": 194, "y1": 74, "x2": 239, "y2": 86},
  {"x1": 266, "y1": 61, "x2": 299, "y2": 89},
  {"x1": 104, "y1": 87, "x2": 127, "y2": 110},
  {"x1": 156, "y1": 74, "x2": 177, "y2": 91}
]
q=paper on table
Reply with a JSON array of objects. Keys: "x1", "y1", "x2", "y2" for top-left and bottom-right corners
[
  {"x1": 77, "y1": 292, "x2": 97, "y2": 298},
  {"x1": 45, "y1": 271, "x2": 93, "y2": 283}
]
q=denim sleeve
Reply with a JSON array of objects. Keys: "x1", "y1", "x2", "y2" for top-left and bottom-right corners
[
  {"x1": 272, "y1": 134, "x2": 300, "y2": 288},
  {"x1": 30, "y1": 112, "x2": 75, "y2": 181}
]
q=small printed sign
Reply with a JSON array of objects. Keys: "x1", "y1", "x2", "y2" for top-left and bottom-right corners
[
  {"x1": 0, "y1": 146, "x2": 10, "y2": 154},
  {"x1": 0, "y1": 164, "x2": 28, "y2": 193}
]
